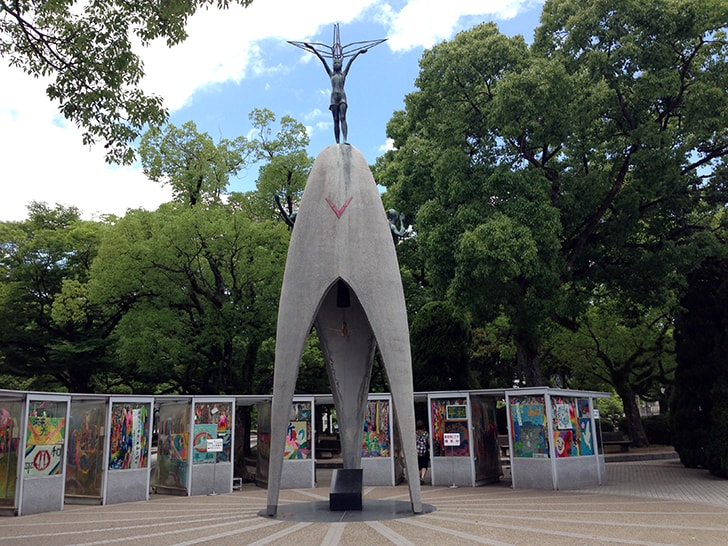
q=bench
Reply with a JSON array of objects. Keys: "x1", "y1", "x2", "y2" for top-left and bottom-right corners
[
  {"x1": 602, "y1": 431, "x2": 632, "y2": 452},
  {"x1": 317, "y1": 436, "x2": 341, "y2": 459},
  {"x1": 497, "y1": 435, "x2": 511, "y2": 458}
]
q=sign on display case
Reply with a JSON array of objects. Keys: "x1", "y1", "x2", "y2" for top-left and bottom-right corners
[{"x1": 446, "y1": 404, "x2": 467, "y2": 421}]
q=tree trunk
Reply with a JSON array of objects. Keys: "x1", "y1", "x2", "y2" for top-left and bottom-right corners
[
  {"x1": 658, "y1": 387, "x2": 670, "y2": 415},
  {"x1": 616, "y1": 386, "x2": 650, "y2": 448},
  {"x1": 236, "y1": 340, "x2": 262, "y2": 462},
  {"x1": 234, "y1": 341, "x2": 260, "y2": 481},
  {"x1": 515, "y1": 330, "x2": 545, "y2": 386}
]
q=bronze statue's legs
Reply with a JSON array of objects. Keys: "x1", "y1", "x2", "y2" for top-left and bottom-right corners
[
  {"x1": 340, "y1": 103, "x2": 348, "y2": 143},
  {"x1": 331, "y1": 104, "x2": 349, "y2": 144},
  {"x1": 331, "y1": 106, "x2": 341, "y2": 144}
]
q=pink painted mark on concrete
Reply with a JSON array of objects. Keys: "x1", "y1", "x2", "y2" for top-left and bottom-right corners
[{"x1": 325, "y1": 197, "x2": 353, "y2": 219}]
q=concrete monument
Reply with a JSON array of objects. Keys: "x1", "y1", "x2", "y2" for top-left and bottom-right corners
[{"x1": 265, "y1": 143, "x2": 423, "y2": 516}]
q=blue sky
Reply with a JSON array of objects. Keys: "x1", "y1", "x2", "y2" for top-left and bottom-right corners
[{"x1": 0, "y1": 0, "x2": 545, "y2": 221}]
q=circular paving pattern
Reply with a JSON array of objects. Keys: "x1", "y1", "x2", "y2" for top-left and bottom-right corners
[{"x1": 1, "y1": 460, "x2": 727, "y2": 545}]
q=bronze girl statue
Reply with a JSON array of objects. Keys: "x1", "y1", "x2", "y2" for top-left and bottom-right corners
[{"x1": 289, "y1": 24, "x2": 385, "y2": 144}]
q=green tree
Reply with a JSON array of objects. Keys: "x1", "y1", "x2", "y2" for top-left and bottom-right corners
[
  {"x1": 410, "y1": 301, "x2": 474, "y2": 391},
  {"x1": 548, "y1": 293, "x2": 677, "y2": 446},
  {"x1": 0, "y1": 203, "x2": 113, "y2": 392},
  {"x1": 469, "y1": 315, "x2": 518, "y2": 389},
  {"x1": 0, "y1": 0, "x2": 254, "y2": 163},
  {"x1": 88, "y1": 203, "x2": 288, "y2": 395},
  {"x1": 93, "y1": 115, "x2": 297, "y2": 394},
  {"x1": 376, "y1": 1, "x2": 728, "y2": 385},
  {"x1": 118, "y1": 114, "x2": 304, "y2": 469},
  {"x1": 139, "y1": 120, "x2": 249, "y2": 207},
  {"x1": 254, "y1": 333, "x2": 327, "y2": 395},
  {"x1": 232, "y1": 109, "x2": 313, "y2": 222},
  {"x1": 377, "y1": 213, "x2": 432, "y2": 321}
]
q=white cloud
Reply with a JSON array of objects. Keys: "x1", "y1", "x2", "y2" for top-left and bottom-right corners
[
  {"x1": 136, "y1": 0, "x2": 540, "y2": 111},
  {"x1": 383, "y1": 0, "x2": 536, "y2": 51},
  {"x1": 0, "y1": 65, "x2": 173, "y2": 222},
  {"x1": 315, "y1": 120, "x2": 333, "y2": 133},
  {"x1": 379, "y1": 137, "x2": 396, "y2": 152},
  {"x1": 138, "y1": 0, "x2": 382, "y2": 111},
  {"x1": 302, "y1": 108, "x2": 326, "y2": 123}
]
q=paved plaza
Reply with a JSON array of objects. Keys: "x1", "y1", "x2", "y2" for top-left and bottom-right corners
[{"x1": 1, "y1": 457, "x2": 727, "y2": 545}]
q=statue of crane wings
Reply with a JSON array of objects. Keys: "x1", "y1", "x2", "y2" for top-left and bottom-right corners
[{"x1": 288, "y1": 23, "x2": 386, "y2": 60}]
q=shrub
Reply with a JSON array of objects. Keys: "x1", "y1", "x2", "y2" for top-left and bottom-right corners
[
  {"x1": 641, "y1": 414, "x2": 671, "y2": 446},
  {"x1": 706, "y1": 376, "x2": 728, "y2": 478},
  {"x1": 596, "y1": 394, "x2": 623, "y2": 429},
  {"x1": 599, "y1": 419, "x2": 615, "y2": 432},
  {"x1": 670, "y1": 387, "x2": 710, "y2": 467},
  {"x1": 670, "y1": 257, "x2": 727, "y2": 469}
]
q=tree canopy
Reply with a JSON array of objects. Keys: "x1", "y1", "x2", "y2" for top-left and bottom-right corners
[
  {"x1": 376, "y1": 0, "x2": 728, "y2": 390},
  {"x1": 548, "y1": 292, "x2": 677, "y2": 446},
  {"x1": 236, "y1": 109, "x2": 313, "y2": 222},
  {"x1": 0, "y1": 0, "x2": 254, "y2": 163},
  {"x1": 410, "y1": 300, "x2": 474, "y2": 391},
  {"x1": 139, "y1": 120, "x2": 250, "y2": 207},
  {"x1": 0, "y1": 111, "x2": 311, "y2": 395},
  {"x1": 88, "y1": 203, "x2": 288, "y2": 394},
  {"x1": 0, "y1": 203, "x2": 113, "y2": 392}
]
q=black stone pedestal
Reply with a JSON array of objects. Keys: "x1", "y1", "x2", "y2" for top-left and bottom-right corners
[{"x1": 329, "y1": 469, "x2": 363, "y2": 511}]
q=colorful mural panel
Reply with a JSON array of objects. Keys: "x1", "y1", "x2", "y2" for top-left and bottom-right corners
[
  {"x1": 509, "y1": 396, "x2": 549, "y2": 458},
  {"x1": 579, "y1": 418, "x2": 594, "y2": 455},
  {"x1": 431, "y1": 398, "x2": 469, "y2": 456},
  {"x1": 578, "y1": 398, "x2": 594, "y2": 455},
  {"x1": 24, "y1": 400, "x2": 67, "y2": 477},
  {"x1": 0, "y1": 401, "x2": 21, "y2": 505},
  {"x1": 281, "y1": 402, "x2": 311, "y2": 460},
  {"x1": 108, "y1": 403, "x2": 150, "y2": 470},
  {"x1": 362, "y1": 399, "x2": 390, "y2": 457},
  {"x1": 193, "y1": 424, "x2": 218, "y2": 464},
  {"x1": 65, "y1": 400, "x2": 105, "y2": 497},
  {"x1": 193, "y1": 402, "x2": 232, "y2": 463},
  {"x1": 578, "y1": 398, "x2": 591, "y2": 419},
  {"x1": 194, "y1": 403, "x2": 230, "y2": 435},
  {"x1": 26, "y1": 416, "x2": 65, "y2": 446},
  {"x1": 284, "y1": 421, "x2": 310, "y2": 459},
  {"x1": 551, "y1": 397, "x2": 574, "y2": 458},
  {"x1": 554, "y1": 429, "x2": 578, "y2": 457},
  {"x1": 551, "y1": 396, "x2": 594, "y2": 458},
  {"x1": 24, "y1": 443, "x2": 63, "y2": 477},
  {"x1": 289, "y1": 402, "x2": 311, "y2": 422}
]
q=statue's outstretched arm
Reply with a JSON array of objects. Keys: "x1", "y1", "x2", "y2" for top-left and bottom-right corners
[
  {"x1": 305, "y1": 43, "x2": 332, "y2": 77},
  {"x1": 343, "y1": 48, "x2": 367, "y2": 76}
]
